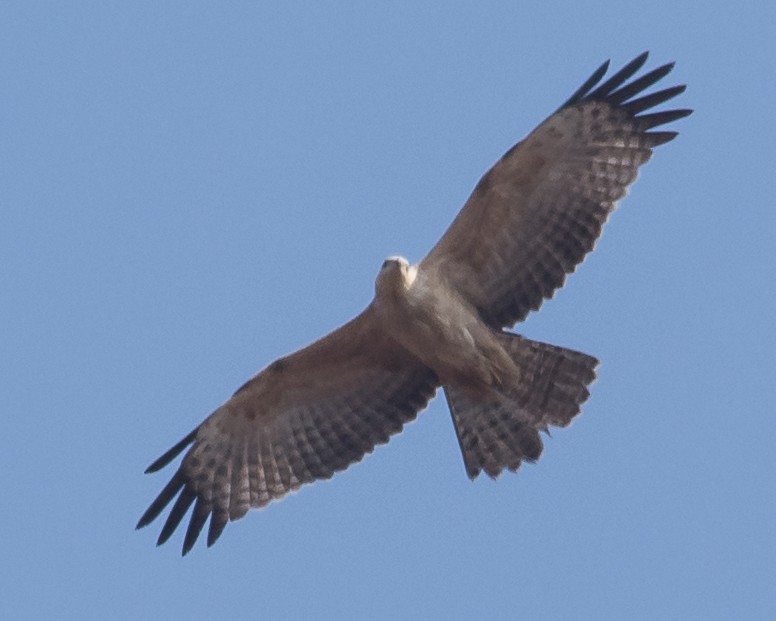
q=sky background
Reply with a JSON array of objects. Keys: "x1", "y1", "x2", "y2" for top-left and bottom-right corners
[{"x1": 2, "y1": 2, "x2": 774, "y2": 619}]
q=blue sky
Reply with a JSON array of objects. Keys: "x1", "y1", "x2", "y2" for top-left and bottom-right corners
[{"x1": 3, "y1": 2, "x2": 774, "y2": 619}]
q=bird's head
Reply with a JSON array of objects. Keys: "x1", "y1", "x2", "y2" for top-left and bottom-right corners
[{"x1": 375, "y1": 255, "x2": 417, "y2": 299}]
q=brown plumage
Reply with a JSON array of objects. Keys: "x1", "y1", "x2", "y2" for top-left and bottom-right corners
[{"x1": 137, "y1": 52, "x2": 691, "y2": 554}]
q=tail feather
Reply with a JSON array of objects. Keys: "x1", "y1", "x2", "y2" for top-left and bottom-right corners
[
  {"x1": 445, "y1": 388, "x2": 543, "y2": 479},
  {"x1": 498, "y1": 333, "x2": 598, "y2": 429},
  {"x1": 446, "y1": 333, "x2": 598, "y2": 479}
]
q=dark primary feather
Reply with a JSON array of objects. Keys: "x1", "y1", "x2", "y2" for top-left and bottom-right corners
[
  {"x1": 576, "y1": 52, "x2": 649, "y2": 103},
  {"x1": 421, "y1": 52, "x2": 692, "y2": 330},
  {"x1": 558, "y1": 60, "x2": 611, "y2": 110},
  {"x1": 143, "y1": 429, "x2": 197, "y2": 474}
]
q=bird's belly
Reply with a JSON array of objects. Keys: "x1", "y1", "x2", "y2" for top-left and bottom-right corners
[{"x1": 381, "y1": 289, "x2": 501, "y2": 389}]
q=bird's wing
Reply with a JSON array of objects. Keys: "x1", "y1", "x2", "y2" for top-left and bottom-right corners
[
  {"x1": 420, "y1": 52, "x2": 692, "y2": 329},
  {"x1": 137, "y1": 306, "x2": 438, "y2": 554}
]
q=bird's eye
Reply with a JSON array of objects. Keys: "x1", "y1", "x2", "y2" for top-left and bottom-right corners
[{"x1": 381, "y1": 259, "x2": 391, "y2": 269}]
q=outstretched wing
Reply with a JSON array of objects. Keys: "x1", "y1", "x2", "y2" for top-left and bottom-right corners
[
  {"x1": 137, "y1": 307, "x2": 438, "y2": 555},
  {"x1": 420, "y1": 52, "x2": 692, "y2": 329}
]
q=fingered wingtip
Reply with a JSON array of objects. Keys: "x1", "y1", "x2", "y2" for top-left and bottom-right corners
[{"x1": 143, "y1": 428, "x2": 199, "y2": 474}]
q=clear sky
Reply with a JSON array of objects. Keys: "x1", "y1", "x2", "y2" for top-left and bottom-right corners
[{"x1": 3, "y1": 2, "x2": 774, "y2": 619}]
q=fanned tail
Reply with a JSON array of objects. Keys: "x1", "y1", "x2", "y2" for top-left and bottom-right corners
[{"x1": 445, "y1": 334, "x2": 598, "y2": 479}]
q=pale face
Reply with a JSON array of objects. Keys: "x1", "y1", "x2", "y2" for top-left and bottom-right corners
[
  {"x1": 375, "y1": 255, "x2": 417, "y2": 297},
  {"x1": 380, "y1": 255, "x2": 409, "y2": 271}
]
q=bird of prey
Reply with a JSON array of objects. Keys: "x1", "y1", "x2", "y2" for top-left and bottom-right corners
[{"x1": 137, "y1": 52, "x2": 691, "y2": 555}]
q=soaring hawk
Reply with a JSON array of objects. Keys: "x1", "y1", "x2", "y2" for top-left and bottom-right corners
[{"x1": 137, "y1": 52, "x2": 691, "y2": 554}]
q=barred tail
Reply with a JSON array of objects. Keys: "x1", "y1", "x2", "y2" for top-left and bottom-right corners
[{"x1": 445, "y1": 334, "x2": 598, "y2": 479}]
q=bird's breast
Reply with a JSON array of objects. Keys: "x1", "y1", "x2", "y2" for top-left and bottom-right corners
[{"x1": 374, "y1": 276, "x2": 500, "y2": 387}]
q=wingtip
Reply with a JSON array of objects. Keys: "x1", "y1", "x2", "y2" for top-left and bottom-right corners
[
  {"x1": 630, "y1": 51, "x2": 650, "y2": 73},
  {"x1": 136, "y1": 500, "x2": 165, "y2": 531},
  {"x1": 647, "y1": 130, "x2": 680, "y2": 147},
  {"x1": 143, "y1": 428, "x2": 199, "y2": 474},
  {"x1": 664, "y1": 106, "x2": 694, "y2": 121},
  {"x1": 207, "y1": 516, "x2": 228, "y2": 548},
  {"x1": 156, "y1": 529, "x2": 174, "y2": 547},
  {"x1": 620, "y1": 51, "x2": 650, "y2": 80}
]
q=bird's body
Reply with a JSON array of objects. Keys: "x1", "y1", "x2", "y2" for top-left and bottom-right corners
[
  {"x1": 375, "y1": 257, "x2": 510, "y2": 394},
  {"x1": 137, "y1": 52, "x2": 692, "y2": 554}
]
